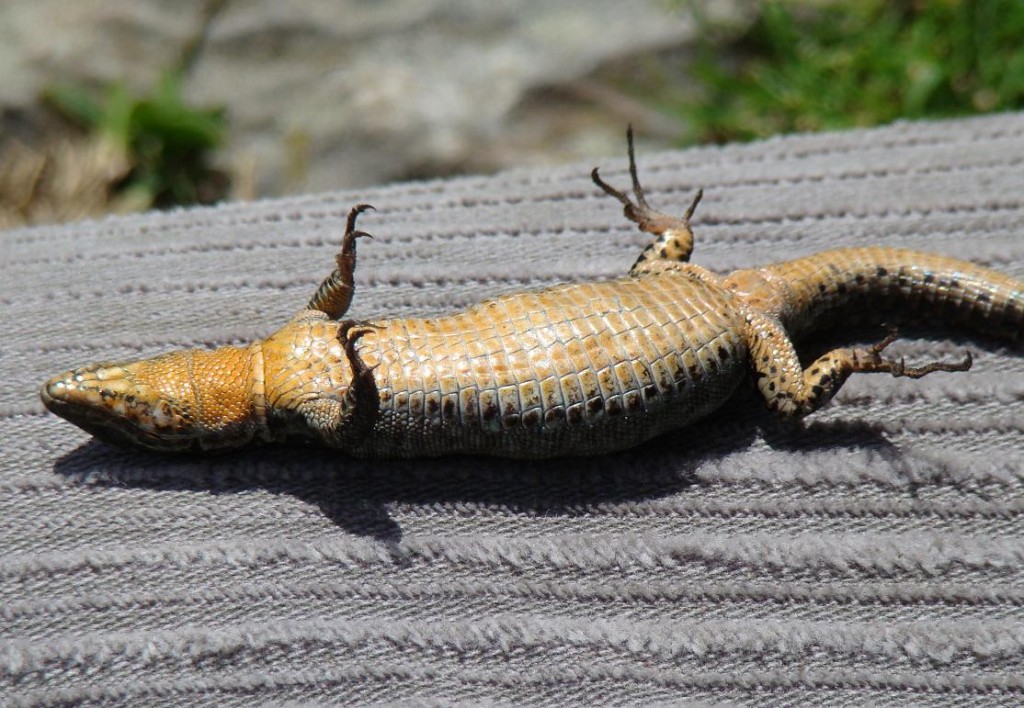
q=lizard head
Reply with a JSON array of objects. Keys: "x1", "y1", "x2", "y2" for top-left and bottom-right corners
[{"x1": 40, "y1": 345, "x2": 265, "y2": 453}]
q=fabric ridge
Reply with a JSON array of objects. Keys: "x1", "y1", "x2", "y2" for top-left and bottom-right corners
[{"x1": 2, "y1": 113, "x2": 1024, "y2": 705}]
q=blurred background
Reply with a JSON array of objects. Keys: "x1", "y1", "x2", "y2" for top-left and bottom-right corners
[{"x1": 1, "y1": 0, "x2": 1022, "y2": 229}]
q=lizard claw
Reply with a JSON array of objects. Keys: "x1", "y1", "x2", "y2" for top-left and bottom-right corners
[
  {"x1": 345, "y1": 204, "x2": 375, "y2": 240},
  {"x1": 337, "y1": 320, "x2": 381, "y2": 439},
  {"x1": 347, "y1": 203, "x2": 375, "y2": 228},
  {"x1": 592, "y1": 125, "x2": 702, "y2": 250},
  {"x1": 306, "y1": 205, "x2": 377, "y2": 318},
  {"x1": 869, "y1": 324, "x2": 900, "y2": 356}
]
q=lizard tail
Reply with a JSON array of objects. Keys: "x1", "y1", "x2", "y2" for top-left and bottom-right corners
[{"x1": 759, "y1": 247, "x2": 1024, "y2": 342}]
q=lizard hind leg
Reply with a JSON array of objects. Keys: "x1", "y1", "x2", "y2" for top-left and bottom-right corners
[
  {"x1": 306, "y1": 203, "x2": 375, "y2": 319},
  {"x1": 746, "y1": 314, "x2": 973, "y2": 417},
  {"x1": 591, "y1": 126, "x2": 703, "y2": 274}
]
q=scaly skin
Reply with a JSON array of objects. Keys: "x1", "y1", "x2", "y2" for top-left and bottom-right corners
[{"x1": 41, "y1": 131, "x2": 1023, "y2": 456}]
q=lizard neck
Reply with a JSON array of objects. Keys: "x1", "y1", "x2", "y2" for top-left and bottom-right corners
[{"x1": 184, "y1": 343, "x2": 269, "y2": 449}]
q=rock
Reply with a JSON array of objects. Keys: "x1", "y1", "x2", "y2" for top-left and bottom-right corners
[{"x1": 0, "y1": 1, "x2": 744, "y2": 198}]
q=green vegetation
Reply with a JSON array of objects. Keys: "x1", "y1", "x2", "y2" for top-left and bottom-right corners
[
  {"x1": 46, "y1": 72, "x2": 227, "y2": 209},
  {"x1": 671, "y1": 0, "x2": 1024, "y2": 144}
]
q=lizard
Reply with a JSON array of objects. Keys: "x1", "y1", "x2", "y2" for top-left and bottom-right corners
[{"x1": 40, "y1": 129, "x2": 1024, "y2": 457}]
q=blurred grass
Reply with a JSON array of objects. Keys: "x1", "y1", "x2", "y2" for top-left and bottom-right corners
[
  {"x1": 0, "y1": 72, "x2": 230, "y2": 228},
  {"x1": 45, "y1": 72, "x2": 228, "y2": 210},
  {"x1": 668, "y1": 0, "x2": 1024, "y2": 144},
  {"x1": 0, "y1": 0, "x2": 232, "y2": 228}
]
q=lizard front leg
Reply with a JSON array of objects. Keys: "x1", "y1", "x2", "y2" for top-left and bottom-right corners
[
  {"x1": 745, "y1": 312, "x2": 972, "y2": 416},
  {"x1": 336, "y1": 321, "x2": 380, "y2": 440},
  {"x1": 306, "y1": 203, "x2": 375, "y2": 319},
  {"x1": 283, "y1": 321, "x2": 380, "y2": 446}
]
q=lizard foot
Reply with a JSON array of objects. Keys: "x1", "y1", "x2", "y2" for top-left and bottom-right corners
[
  {"x1": 338, "y1": 320, "x2": 381, "y2": 439},
  {"x1": 858, "y1": 325, "x2": 973, "y2": 379},
  {"x1": 747, "y1": 315, "x2": 975, "y2": 418},
  {"x1": 592, "y1": 126, "x2": 703, "y2": 270},
  {"x1": 306, "y1": 204, "x2": 376, "y2": 319}
]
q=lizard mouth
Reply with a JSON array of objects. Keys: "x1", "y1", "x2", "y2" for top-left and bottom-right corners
[{"x1": 40, "y1": 368, "x2": 196, "y2": 453}]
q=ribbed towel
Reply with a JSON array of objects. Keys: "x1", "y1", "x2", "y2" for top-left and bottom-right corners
[{"x1": 2, "y1": 113, "x2": 1023, "y2": 705}]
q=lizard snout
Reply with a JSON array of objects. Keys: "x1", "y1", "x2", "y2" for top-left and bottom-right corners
[{"x1": 41, "y1": 357, "x2": 199, "y2": 452}]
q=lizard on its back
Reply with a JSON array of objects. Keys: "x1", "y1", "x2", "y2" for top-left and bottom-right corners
[{"x1": 41, "y1": 130, "x2": 1023, "y2": 456}]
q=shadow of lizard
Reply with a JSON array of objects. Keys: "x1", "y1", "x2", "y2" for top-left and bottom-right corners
[{"x1": 50, "y1": 389, "x2": 916, "y2": 544}]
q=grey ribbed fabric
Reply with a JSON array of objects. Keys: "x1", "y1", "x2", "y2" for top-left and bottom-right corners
[{"x1": 2, "y1": 114, "x2": 1024, "y2": 706}]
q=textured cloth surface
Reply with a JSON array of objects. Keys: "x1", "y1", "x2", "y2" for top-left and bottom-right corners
[{"x1": 2, "y1": 114, "x2": 1024, "y2": 705}]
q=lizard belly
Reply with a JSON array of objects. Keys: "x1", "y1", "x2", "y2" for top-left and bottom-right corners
[{"x1": 355, "y1": 274, "x2": 748, "y2": 458}]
